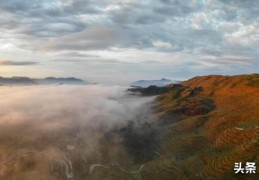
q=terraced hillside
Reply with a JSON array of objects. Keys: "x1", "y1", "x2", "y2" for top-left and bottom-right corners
[{"x1": 146, "y1": 74, "x2": 259, "y2": 179}]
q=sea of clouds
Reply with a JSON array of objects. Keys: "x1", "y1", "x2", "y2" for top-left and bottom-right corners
[{"x1": 0, "y1": 85, "x2": 154, "y2": 179}]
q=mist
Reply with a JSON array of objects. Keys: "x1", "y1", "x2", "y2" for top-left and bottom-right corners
[{"x1": 0, "y1": 85, "x2": 155, "y2": 179}]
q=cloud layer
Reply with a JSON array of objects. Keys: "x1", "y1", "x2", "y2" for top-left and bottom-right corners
[
  {"x1": 0, "y1": 60, "x2": 38, "y2": 66},
  {"x1": 0, "y1": 0, "x2": 258, "y2": 83},
  {"x1": 0, "y1": 85, "x2": 152, "y2": 129},
  {"x1": 0, "y1": 85, "x2": 153, "y2": 179}
]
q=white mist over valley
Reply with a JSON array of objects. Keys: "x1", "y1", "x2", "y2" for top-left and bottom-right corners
[{"x1": 0, "y1": 85, "x2": 155, "y2": 179}]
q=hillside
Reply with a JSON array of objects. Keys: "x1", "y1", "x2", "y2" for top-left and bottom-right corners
[
  {"x1": 128, "y1": 84, "x2": 182, "y2": 96},
  {"x1": 88, "y1": 74, "x2": 258, "y2": 179},
  {"x1": 145, "y1": 74, "x2": 259, "y2": 179}
]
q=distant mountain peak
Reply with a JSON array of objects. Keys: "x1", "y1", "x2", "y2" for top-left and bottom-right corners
[
  {"x1": 131, "y1": 78, "x2": 180, "y2": 88},
  {"x1": 44, "y1": 77, "x2": 83, "y2": 81},
  {"x1": 160, "y1": 78, "x2": 170, "y2": 81}
]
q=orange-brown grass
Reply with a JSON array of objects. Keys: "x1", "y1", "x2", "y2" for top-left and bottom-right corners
[
  {"x1": 202, "y1": 139, "x2": 259, "y2": 179},
  {"x1": 161, "y1": 133, "x2": 212, "y2": 161},
  {"x1": 175, "y1": 116, "x2": 208, "y2": 131},
  {"x1": 215, "y1": 128, "x2": 259, "y2": 150},
  {"x1": 153, "y1": 74, "x2": 259, "y2": 179}
]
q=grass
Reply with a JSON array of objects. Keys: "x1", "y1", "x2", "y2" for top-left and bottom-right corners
[{"x1": 141, "y1": 74, "x2": 259, "y2": 179}]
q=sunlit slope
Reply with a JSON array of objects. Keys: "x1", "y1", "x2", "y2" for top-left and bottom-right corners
[{"x1": 150, "y1": 74, "x2": 259, "y2": 179}]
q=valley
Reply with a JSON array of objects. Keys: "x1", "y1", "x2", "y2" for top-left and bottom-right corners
[{"x1": 0, "y1": 74, "x2": 258, "y2": 180}]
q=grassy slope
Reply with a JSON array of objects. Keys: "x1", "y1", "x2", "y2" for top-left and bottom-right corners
[
  {"x1": 142, "y1": 74, "x2": 259, "y2": 180},
  {"x1": 90, "y1": 74, "x2": 259, "y2": 180}
]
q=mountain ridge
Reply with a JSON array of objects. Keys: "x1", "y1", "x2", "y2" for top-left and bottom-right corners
[
  {"x1": 146, "y1": 73, "x2": 259, "y2": 179},
  {"x1": 0, "y1": 76, "x2": 86, "y2": 85},
  {"x1": 131, "y1": 78, "x2": 180, "y2": 88},
  {"x1": 90, "y1": 74, "x2": 259, "y2": 179}
]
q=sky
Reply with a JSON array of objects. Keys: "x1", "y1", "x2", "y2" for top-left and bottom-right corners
[{"x1": 0, "y1": 0, "x2": 259, "y2": 84}]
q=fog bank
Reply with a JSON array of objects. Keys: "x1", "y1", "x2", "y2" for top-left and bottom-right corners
[{"x1": 0, "y1": 85, "x2": 154, "y2": 179}]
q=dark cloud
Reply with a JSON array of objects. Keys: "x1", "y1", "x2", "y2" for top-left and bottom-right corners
[
  {"x1": 59, "y1": 0, "x2": 102, "y2": 15},
  {"x1": 1, "y1": 0, "x2": 258, "y2": 53},
  {"x1": 0, "y1": 60, "x2": 38, "y2": 66},
  {"x1": 108, "y1": 2, "x2": 165, "y2": 25},
  {"x1": 155, "y1": 0, "x2": 202, "y2": 16}
]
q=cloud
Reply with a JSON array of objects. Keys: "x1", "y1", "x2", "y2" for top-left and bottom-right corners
[
  {"x1": 1, "y1": 0, "x2": 258, "y2": 54},
  {"x1": 152, "y1": 40, "x2": 172, "y2": 49},
  {"x1": 225, "y1": 22, "x2": 259, "y2": 47},
  {"x1": 197, "y1": 55, "x2": 253, "y2": 67},
  {"x1": 56, "y1": 52, "x2": 100, "y2": 58},
  {"x1": 0, "y1": 60, "x2": 38, "y2": 66},
  {"x1": 154, "y1": 0, "x2": 202, "y2": 17},
  {"x1": 53, "y1": 57, "x2": 124, "y2": 64},
  {"x1": 0, "y1": 85, "x2": 154, "y2": 178},
  {"x1": 42, "y1": 27, "x2": 117, "y2": 51},
  {"x1": 0, "y1": 0, "x2": 258, "y2": 82},
  {"x1": 0, "y1": 85, "x2": 152, "y2": 128}
]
